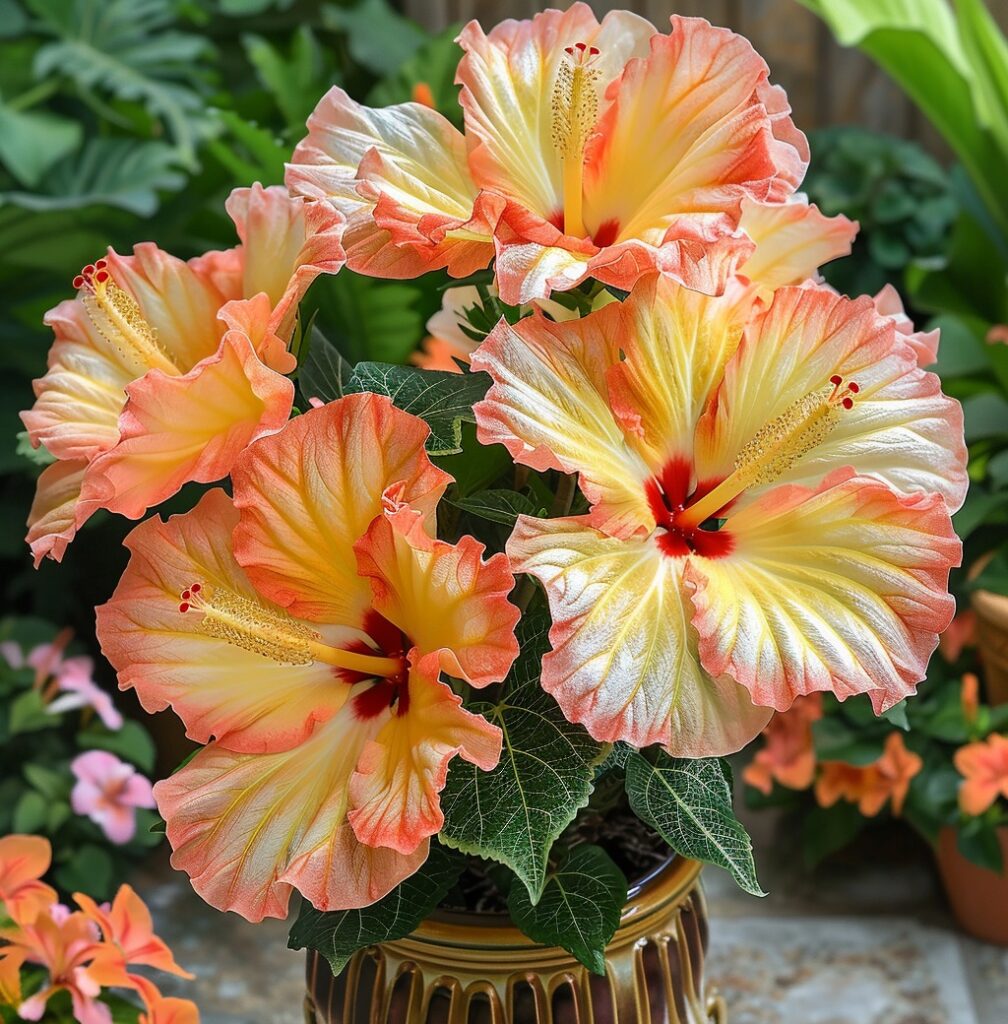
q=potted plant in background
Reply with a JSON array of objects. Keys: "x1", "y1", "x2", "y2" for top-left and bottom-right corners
[{"x1": 9, "y1": 5, "x2": 970, "y2": 1024}]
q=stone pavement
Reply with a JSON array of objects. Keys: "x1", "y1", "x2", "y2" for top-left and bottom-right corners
[{"x1": 135, "y1": 808, "x2": 1008, "y2": 1024}]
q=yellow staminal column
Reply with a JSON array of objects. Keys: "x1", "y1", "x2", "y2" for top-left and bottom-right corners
[
  {"x1": 551, "y1": 42, "x2": 600, "y2": 239},
  {"x1": 177, "y1": 581, "x2": 404, "y2": 677},
  {"x1": 676, "y1": 377, "x2": 860, "y2": 531},
  {"x1": 75, "y1": 260, "x2": 180, "y2": 377}
]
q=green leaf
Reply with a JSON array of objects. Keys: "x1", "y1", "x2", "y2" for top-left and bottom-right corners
[
  {"x1": 624, "y1": 751, "x2": 764, "y2": 897},
  {"x1": 963, "y1": 392, "x2": 1008, "y2": 442},
  {"x1": 79, "y1": 720, "x2": 156, "y2": 773},
  {"x1": 24, "y1": 762, "x2": 69, "y2": 800},
  {"x1": 0, "y1": 103, "x2": 81, "y2": 188},
  {"x1": 29, "y1": 0, "x2": 214, "y2": 167},
  {"x1": 309, "y1": 273, "x2": 424, "y2": 366},
  {"x1": 957, "y1": 816, "x2": 1005, "y2": 873},
  {"x1": 9, "y1": 688, "x2": 54, "y2": 735},
  {"x1": 801, "y1": 802, "x2": 866, "y2": 867},
  {"x1": 55, "y1": 843, "x2": 114, "y2": 899},
  {"x1": 507, "y1": 844, "x2": 627, "y2": 975},
  {"x1": 13, "y1": 790, "x2": 47, "y2": 833},
  {"x1": 438, "y1": 612, "x2": 604, "y2": 902},
  {"x1": 288, "y1": 844, "x2": 462, "y2": 975},
  {"x1": 448, "y1": 488, "x2": 540, "y2": 526},
  {"x1": 811, "y1": 715, "x2": 886, "y2": 765},
  {"x1": 243, "y1": 27, "x2": 333, "y2": 131},
  {"x1": 367, "y1": 24, "x2": 463, "y2": 124},
  {"x1": 346, "y1": 364, "x2": 492, "y2": 456},
  {"x1": 323, "y1": 0, "x2": 427, "y2": 76},
  {"x1": 970, "y1": 548, "x2": 1008, "y2": 595},
  {"x1": 798, "y1": 0, "x2": 1008, "y2": 239},
  {"x1": 298, "y1": 326, "x2": 355, "y2": 404},
  {"x1": 205, "y1": 109, "x2": 287, "y2": 186},
  {"x1": 0, "y1": 138, "x2": 185, "y2": 216},
  {"x1": 881, "y1": 701, "x2": 910, "y2": 731}
]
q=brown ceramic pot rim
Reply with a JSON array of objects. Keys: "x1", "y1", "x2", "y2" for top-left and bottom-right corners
[{"x1": 407, "y1": 854, "x2": 700, "y2": 952}]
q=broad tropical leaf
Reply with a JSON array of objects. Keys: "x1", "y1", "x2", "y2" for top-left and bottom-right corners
[{"x1": 448, "y1": 488, "x2": 541, "y2": 526}]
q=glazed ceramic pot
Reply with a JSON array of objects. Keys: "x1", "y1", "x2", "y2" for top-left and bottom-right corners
[
  {"x1": 304, "y1": 856, "x2": 725, "y2": 1024},
  {"x1": 935, "y1": 826, "x2": 1008, "y2": 945}
]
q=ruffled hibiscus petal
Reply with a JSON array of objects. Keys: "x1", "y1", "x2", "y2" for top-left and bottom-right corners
[
  {"x1": 607, "y1": 273, "x2": 755, "y2": 473},
  {"x1": 694, "y1": 284, "x2": 968, "y2": 511},
  {"x1": 508, "y1": 515, "x2": 772, "y2": 755},
  {"x1": 224, "y1": 183, "x2": 346, "y2": 341},
  {"x1": 153, "y1": 709, "x2": 426, "y2": 921},
  {"x1": 104, "y1": 244, "x2": 229, "y2": 372},
  {"x1": 85, "y1": 330, "x2": 294, "y2": 521},
  {"x1": 583, "y1": 17, "x2": 806, "y2": 252},
  {"x1": 471, "y1": 305, "x2": 652, "y2": 538},
  {"x1": 286, "y1": 87, "x2": 491, "y2": 277},
  {"x1": 22, "y1": 299, "x2": 132, "y2": 461},
  {"x1": 26, "y1": 460, "x2": 103, "y2": 567},
  {"x1": 217, "y1": 294, "x2": 296, "y2": 375},
  {"x1": 232, "y1": 394, "x2": 450, "y2": 626},
  {"x1": 686, "y1": 469, "x2": 960, "y2": 713},
  {"x1": 96, "y1": 489, "x2": 352, "y2": 754},
  {"x1": 873, "y1": 283, "x2": 940, "y2": 367},
  {"x1": 353, "y1": 503, "x2": 518, "y2": 686},
  {"x1": 456, "y1": 4, "x2": 654, "y2": 217},
  {"x1": 348, "y1": 655, "x2": 502, "y2": 854},
  {"x1": 733, "y1": 196, "x2": 857, "y2": 295}
]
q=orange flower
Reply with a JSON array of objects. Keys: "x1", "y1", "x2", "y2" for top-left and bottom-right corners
[
  {"x1": 21, "y1": 184, "x2": 344, "y2": 565},
  {"x1": 288, "y1": 7, "x2": 809, "y2": 304},
  {"x1": 961, "y1": 673, "x2": 981, "y2": 725},
  {"x1": 955, "y1": 733, "x2": 1008, "y2": 816},
  {"x1": 815, "y1": 732, "x2": 922, "y2": 817},
  {"x1": 96, "y1": 395, "x2": 519, "y2": 921},
  {"x1": 742, "y1": 693, "x2": 822, "y2": 795},
  {"x1": 0, "y1": 835, "x2": 57, "y2": 926}
]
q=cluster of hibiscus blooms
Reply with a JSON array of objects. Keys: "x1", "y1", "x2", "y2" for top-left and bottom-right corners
[
  {"x1": 0, "y1": 835, "x2": 196, "y2": 1023},
  {"x1": 17, "y1": 5, "x2": 968, "y2": 930}
]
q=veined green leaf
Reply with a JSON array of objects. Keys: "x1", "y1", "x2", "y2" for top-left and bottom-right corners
[
  {"x1": 508, "y1": 844, "x2": 627, "y2": 975},
  {"x1": 438, "y1": 612, "x2": 604, "y2": 902},
  {"x1": 624, "y1": 750, "x2": 764, "y2": 897},
  {"x1": 448, "y1": 488, "x2": 540, "y2": 526},
  {"x1": 287, "y1": 844, "x2": 462, "y2": 975},
  {"x1": 298, "y1": 326, "x2": 355, "y2": 404}
]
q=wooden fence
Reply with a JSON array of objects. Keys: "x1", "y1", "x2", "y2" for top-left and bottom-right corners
[{"x1": 401, "y1": 0, "x2": 1008, "y2": 153}]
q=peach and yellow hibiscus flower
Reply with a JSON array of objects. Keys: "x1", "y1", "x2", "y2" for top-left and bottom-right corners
[
  {"x1": 472, "y1": 274, "x2": 966, "y2": 755},
  {"x1": 955, "y1": 733, "x2": 1008, "y2": 816},
  {"x1": 287, "y1": 6, "x2": 808, "y2": 305},
  {"x1": 815, "y1": 732, "x2": 923, "y2": 817},
  {"x1": 21, "y1": 184, "x2": 345, "y2": 566},
  {"x1": 96, "y1": 394, "x2": 518, "y2": 921}
]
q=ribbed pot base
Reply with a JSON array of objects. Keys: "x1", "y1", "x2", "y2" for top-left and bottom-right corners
[{"x1": 304, "y1": 857, "x2": 726, "y2": 1024}]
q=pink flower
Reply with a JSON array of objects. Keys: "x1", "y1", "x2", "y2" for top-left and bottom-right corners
[
  {"x1": 70, "y1": 752, "x2": 155, "y2": 845},
  {"x1": 48, "y1": 657, "x2": 123, "y2": 732}
]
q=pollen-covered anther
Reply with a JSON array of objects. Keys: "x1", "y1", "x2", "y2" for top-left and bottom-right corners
[
  {"x1": 551, "y1": 42, "x2": 600, "y2": 238},
  {"x1": 176, "y1": 580, "x2": 321, "y2": 666}
]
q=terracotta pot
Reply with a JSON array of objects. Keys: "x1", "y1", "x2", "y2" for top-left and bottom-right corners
[
  {"x1": 304, "y1": 857, "x2": 725, "y2": 1024},
  {"x1": 935, "y1": 826, "x2": 1008, "y2": 945},
  {"x1": 969, "y1": 553, "x2": 1008, "y2": 706}
]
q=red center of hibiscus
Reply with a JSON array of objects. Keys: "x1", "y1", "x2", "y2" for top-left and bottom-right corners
[
  {"x1": 645, "y1": 456, "x2": 735, "y2": 559},
  {"x1": 341, "y1": 611, "x2": 412, "y2": 720}
]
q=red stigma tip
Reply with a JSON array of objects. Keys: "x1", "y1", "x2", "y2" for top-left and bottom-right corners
[
  {"x1": 178, "y1": 602, "x2": 190, "y2": 614},
  {"x1": 829, "y1": 374, "x2": 842, "y2": 386},
  {"x1": 181, "y1": 590, "x2": 191, "y2": 601},
  {"x1": 842, "y1": 396, "x2": 854, "y2": 410},
  {"x1": 564, "y1": 45, "x2": 574, "y2": 54},
  {"x1": 72, "y1": 275, "x2": 85, "y2": 290},
  {"x1": 589, "y1": 46, "x2": 599, "y2": 55},
  {"x1": 191, "y1": 582, "x2": 202, "y2": 593},
  {"x1": 95, "y1": 258, "x2": 107, "y2": 269},
  {"x1": 575, "y1": 41, "x2": 587, "y2": 50},
  {"x1": 95, "y1": 270, "x2": 109, "y2": 284},
  {"x1": 83, "y1": 264, "x2": 95, "y2": 275},
  {"x1": 847, "y1": 381, "x2": 860, "y2": 394}
]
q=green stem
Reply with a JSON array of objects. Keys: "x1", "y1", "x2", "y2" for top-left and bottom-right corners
[{"x1": 8, "y1": 81, "x2": 60, "y2": 112}]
